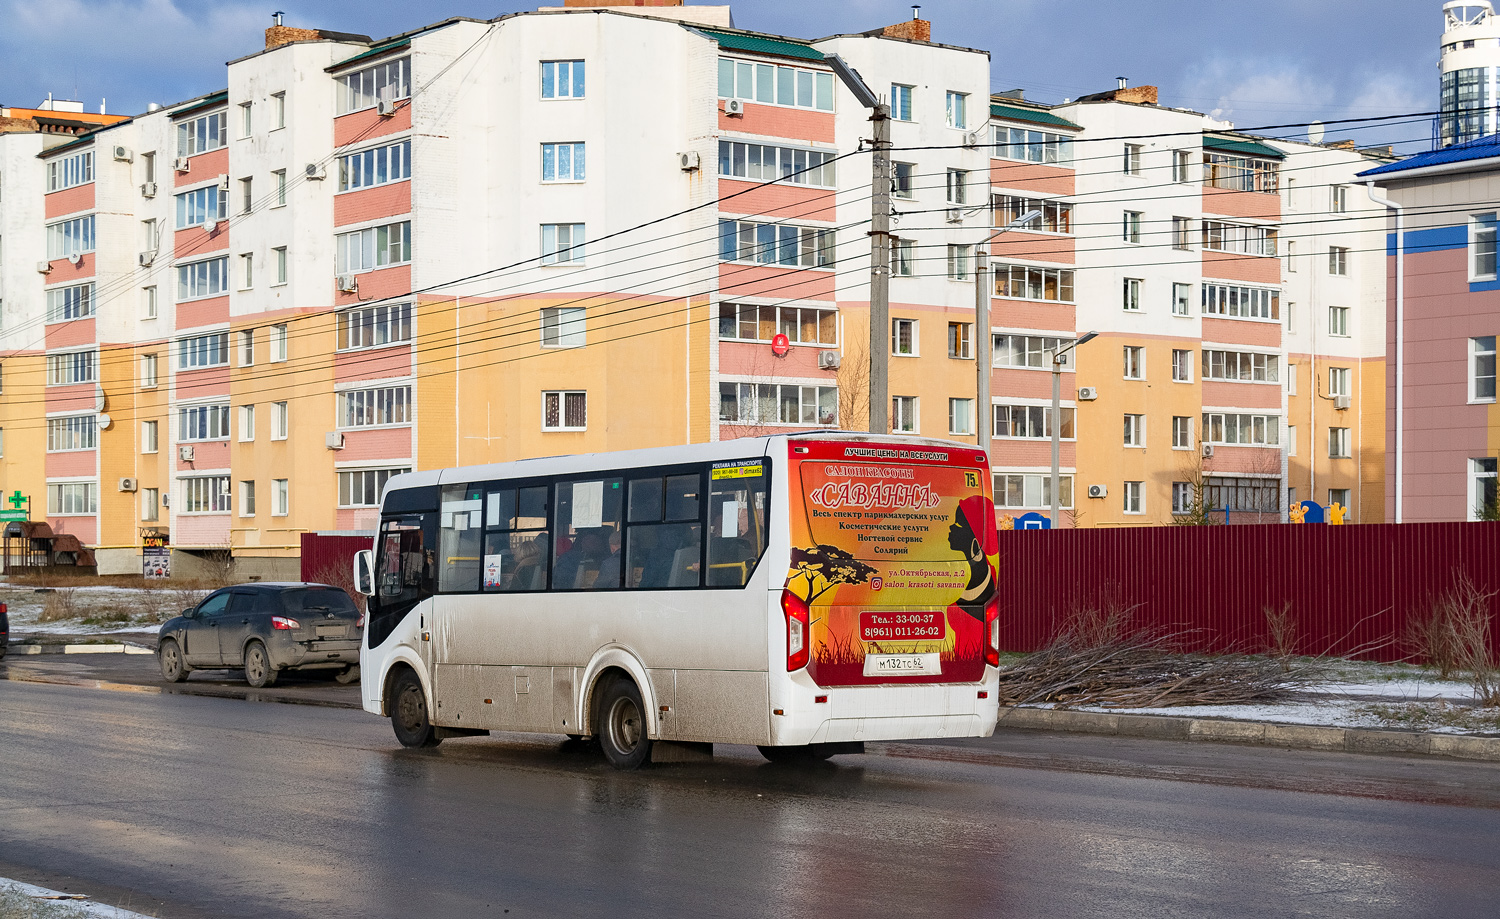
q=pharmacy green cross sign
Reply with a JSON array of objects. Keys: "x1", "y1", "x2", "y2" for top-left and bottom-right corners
[
  {"x1": 0, "y1": 491, "x2": 28, "y2": 522},
  {"x1": 8, "y1": 491, "x2": 26, "y2": 510}
]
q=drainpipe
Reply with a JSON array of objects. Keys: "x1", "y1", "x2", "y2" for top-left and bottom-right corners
[{"x1": 1366, "y1": 181, "x2": 1403, "y2": 523}]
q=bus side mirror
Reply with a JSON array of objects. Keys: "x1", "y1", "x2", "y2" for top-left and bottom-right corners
[{"x1": 353, "y1": 549, "x2": 375, "y2": 597}]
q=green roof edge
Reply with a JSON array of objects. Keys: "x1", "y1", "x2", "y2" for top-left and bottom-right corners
[
  {"x1": 989, "y1": 102, "x2": 1081, "y2": 131},
  {"x1": 697, "y1": 28, "x2": 826, "y2": 63},
  {"x1": 1202, "y1": 135, "x2": 1285, "y2": 160}
]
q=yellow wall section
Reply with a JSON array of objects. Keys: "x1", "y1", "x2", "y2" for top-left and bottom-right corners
[{"x1": 0, "y1": 355, "x2": 48, "y2": 523}]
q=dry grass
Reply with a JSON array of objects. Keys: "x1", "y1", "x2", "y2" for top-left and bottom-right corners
[
  {"x1": 1263, "y1": 601, "x2": 1298, "y2": 673},
  {"x1": 0, "y1": 886, "x2": 94, "y2": 919},
  {"x1": 36, "y1": 588, "x2": 79, "y2": 623},
  {"x1": 1404, "y1": 570, "x2": 1500, "y2": 706}
]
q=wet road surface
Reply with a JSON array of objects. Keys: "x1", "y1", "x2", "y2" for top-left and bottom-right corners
[{"x1": 1, "y1": 678, "x2": 1498, "y2": 919}]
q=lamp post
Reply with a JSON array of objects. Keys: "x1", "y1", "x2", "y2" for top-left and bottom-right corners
[
  {"x1": 1050, "y1": 330, "x2": 1097, "y2": 527},
  {"x1": 975, "y1": 210, "x2": 1042, "y2": 448}
]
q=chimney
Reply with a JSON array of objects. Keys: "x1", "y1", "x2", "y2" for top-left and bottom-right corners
[
  {"x1": 1114, "y1": 85, "x2": 1157, "y2": 104},
  {"x1": 883, "y1": 7, "x2": 931, "y2": 42},
  {"x1": 266, "y1": 12, "x2": 321, "y2": 50}
]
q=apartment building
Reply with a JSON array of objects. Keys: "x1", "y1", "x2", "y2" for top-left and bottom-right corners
[{"x1": 0, "y1": 1, "x2": 1397, "y2": 576}]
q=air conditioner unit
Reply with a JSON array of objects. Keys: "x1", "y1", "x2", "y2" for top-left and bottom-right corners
[
  {"x1": 140, "y1": 181, "x2": 157, "y2": 198},
  {"x1": 118, "y1": 477, "x2": 138, "y2": 493},
  {"x1": 818, "y1": 349, "x2": 842, "y2": 370},
  {"x1": 113, "y1": 145, "x2": 133, "y2": 163},
  {"x1": 679, "y1": 151, "x2": 701, "y2": 172},
  {"x1": 162, "y1": 494, "x2": 170, "y2": 508},
  {"x1": 173, "y1": 156, "x2": 191, "y2": 172},
  {"x1": 178, "y1": 444, "x2": 195, "y2": 462},
  {"x1": 963, "y1": 131, "x2": 981, "y2": 148},
  {"x1": 37, "y1": 260, "x2": 52, "y2": 273},
  {"x1": 336, "y1": 274, "x2": 358, "y2": 292},
  {"x1": 204, "y1": 219, "x2": 218, "y2": 234},
  {"x1": 326, "y1": 432, "x2": 346, "y2": 450},
  {"x1": 218, "y1": 175, "x2": 231, "y2": 192},
  {"x1": 305, "y1": 162, "x2": 326, "y2": 180},
  {"x1": 1334, "y1": 394, "x2": 1351, "y2": 410},
  {"x1": 724, "y1": 98, "x2": 745, "y2": 116},
  {"x1": 70, "y1": 253, "x2": 85, "y2": 267},
  {"x1": 138, "y1": 251, "x2": 155, "y2": 267},
  {"x1": 1202, "y1": 444, "x2": 1215, "y2": 458},
  {"x1": 377, "y1": 98, "x2": 397, "y2": 117},
  {"x1": 1087, "y1": 484, "x2": 1108, "y2": 499},
  {"x1": 1077, "y1": 386, "x2": 1098, "y2": 401}
]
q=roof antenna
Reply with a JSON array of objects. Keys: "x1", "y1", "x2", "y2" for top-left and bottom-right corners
[{"x1": 273, "y1": 10, "x2": 285, "y2": 26}]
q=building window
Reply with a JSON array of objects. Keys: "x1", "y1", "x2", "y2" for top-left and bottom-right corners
[
  {"x1": 142, "y1": 420, "x2": 158, "y2": 454},
  {"x1": 272, "y1": 92, "x2": 286, "y2": 128},
  {"x1": 1329, "y1": 306, "x2": 1350, "y2": 337},
  {"x1": 336, "y1": 221, "x2": 411, "y2": 274},
  {"x1": 718, "y1": 141, "x2": 836, "y2": 187},
  {"x1": 1201, "y1": 220, "x2": 1277, "y2": 256},
  {"x1": 892, "y1": 161, "x2": 915, "y2": 199},
  {"x1": 1172, "y1": 482, "x2": 1194, "y2": 515},
  {"x1": 945, "y1": 91, "x2": 967, "y2": 129},
  {"x1": 993, "y1": 334, "x2": 1077, "y2": 369},
  {"x1": 890, "y1": 83, "x2": 913, "y2": 121},
  {"x1": 174, "y1": 183, "x2": 229, "y2": 230},
  {"x1": 47, "y1": 482, "x2": 98, "y2": 515},
  {"x1": 337, "y1": 57, "x2": 410, "y2": 115},
  {"x1": 993, "y1": 472, "x2": 1073, "y2": 510},
  {"x1": 995, "y1": 264, "x2": 1075, "y2": 302},
  {"x1": 272, "y1": 402, "x2": 288, "y2": 440},
  {"x1": 1202, "y1": 349, "x2": 1280, "y2": 383},
  {"x1": 143, "y1": 286, "x2": 158, "y2": 320},
  {"x1": 718, "y1": 382, "x2": 837, "y2": 426},
  {"x1": 995, "y1": 404, "x2": 1074, "y2": 439},
  {"x1": 1329, "y1": 367, "x2": 1350, "y2": 397},
  {"x1": 46, "y1": 350, "x2": 96, "y2": 386},
  {"x1": 1473, "y1": 336, "x2": 1497, "y2": 401},
  {"x1": 1123, "y1": 481, "x2": 1143, "y2": 514},
  {"x1": 1205, "y1": 477, "x2": 1282, "y2": 515},
  {"x1": 946, "y1": 168, "x2": 968, "y2": 205},
  {"x1": 1328, "y1": 427, "x2": 1351, "y2": 458},
  {"x1": 240, "y1": 481, "x2": 256, "y2": 517},
  {"x1": 1171, "y1": 216, "x2": 1192, "y2": 250},
  {"x1": 1330, "y1": 185, "x2": 1347, "y2": 213},
  {"x1": 994, "y1": 195, "x2": 1072, "y2": 234},
  {"x1": 892, "y1": 318, "x2": 918, "y2": 356},
  {"x1": 949, "y1": 398, "x2": 975, "y2": 435},
  {"x1": 1172, "y1": 150, "x2": 1191, "y2": 183},
  {"x1": 1172, "y1": 282, "x2": 1191, "y2": 316},
  {"x1": 238, "y1": 329, "x2": 255, "y2": 366},
  {"x1": 1172, "y1": 349, "x2": 1192, "y2": 382},
  {"x1": 270, "y1": 324, "x2": 288, "y2": 362},
  {"x1": 239, "y1": 177, "x2": 253, "y2": 214},
  {"x1": 948, "y1": 322, "x2": 972, "y2": 359},
  {"x1": 338, "y1": 467, "x2": 411, "y2": 507},
  {"x1": 1123, "y1": 277, "x2": 1142, "y2": 311},
  {"x1": 1473, "y1": 214, "x2": 1499, "y2": 281},
  {"x1": 33, "y1": 304, "x2": 78, "y2": 348},
  {"x1": 273, "y1": 479, "x2": 289, "y2": 517},
  {"x1": 239, "y1": 253, "x2": 254, "y2": 290},
  {"x1": 177, "y1": 110, "x2": 227, "y2": 156},
  {"x1": 1123, "y1": 143, "x2": 1142, "y2": 175},
  {"x1": 178, "y1": 403, "x2": 231, "y2": 442},
  {"x1": 993, "y1": 124, "x2": 1075, "y2": 166},
  {"x1": 1328, "y1": 488, "x2": 1351, "y2": 509},
  {"x1": 1329, "y1": 246, "x2": 1349, "y2": 276},
  {"x1": 273, "y1": 247, "x2": 288, "y2": 284},
  {"x1": 947, "y1": 244, "x2": 971, "y2": 280},
  {"x1": 1123, "y1": 210, "x2": 1142, "y2": 243},
  {"x1": 717, "y1": 303, "x2": 837, "y2": 345},
  {"x1": 541, "y1": 223, "x2": 586, "y2": 265},
  {"x1": 1172, "y1": 416, "x2": 1193, "y2": 449},
  {"x1": 718, "y1": 219, "x2": 833, "y2": 268},
  {"x1": 1202, "y1": 412, "x2": 1281, "y2": 446},
  {"x1": 1202, "y1": 152, "x2": 1280, "y2": 192},
  {"x1": 273, "y1": 169, "x2": 287, "y2": 207},
  {"x1": 892, "y1": 396, "x2": 918, "y2": 433},
  {"x1": 717, "y1": 57, "x2": 834, "y2": 112},
  {"x1": 238, "y1": 405, "x2": 255, "y2": 442},
  {"x1": 47, "y1": 415, "x2": 97, "y2": 451},
  {"x1": 46, "y1": 216, "x2": 95, "y2": 259},
  {"x1": 1123, "y1": 346, "x2": 1144, "y2": 379},
  {"x1": 891, "y1": 238, "x2": 915, "y2": 276},
  {"x1": 1123, "y1": 414, "x2": 1144, "y2": 447},
  {"x1": 541, "y1": 306, "x2": 587, "y2": 348},
  {"x1": 541, "y1": 60, "x2": 585, "y2": 99},
  {"x1": 142, "y1": 488, "x2": 159, "y2": 522},
  {"x1": 177, "y1": 332, "x2": 229, "y2": 370},
  {"x1": 1288, "y1": 425, "x2": 1298, "y2": 456},
  {"x1": 338, "y1": 139, "x2": 412, "y2": 192},
  {"x1": 541, "y1": 142, "x2": 586, "y2": 182},
  {"x1": 1202, "y1": 283, "x2": 1279, "y2": 320},
  {"x1": 1471, "y1": 457, "x2": 1499, "y2": 519},
  {"x1": 543, "y1": 390, "x2": 587, "y2": 431},
  {"x1": 340, "y1": 385, "x2": 412, "y2": 428},
  {"x1": 1285, "y1": 240, "x2": 1298, "y2": 273},
  {"x1": 140, "y1": 353, "x2": 158, "y2": 388},
  {"x1": 45, "y1": 150, "x2": 94, "y2": 192},
  {"x1": 338, "y1": 302, "x2": 412, "y2": 351},
  {"x1": 177, "y1": 257, "x2": 230, "y2": 301}
]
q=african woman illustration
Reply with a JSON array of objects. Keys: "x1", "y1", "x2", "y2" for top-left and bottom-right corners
[{"x1": 947, "y1": 496, "x2": 997, "y2": 624}]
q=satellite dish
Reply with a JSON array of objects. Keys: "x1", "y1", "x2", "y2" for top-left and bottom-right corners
[
  {"x1": 1308, "y1": 121, "x2": 1325, "y2": 145},
  {"x1": 97, "y1": 413, "x2": 112, "y2": 430}
]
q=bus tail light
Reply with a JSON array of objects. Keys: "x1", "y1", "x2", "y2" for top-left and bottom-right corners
[
  {"x1": 781, "y1": 588, "x2": 810, "y2": 671},
  {"x1": 271, "y1": 616, "x2": 301, "y2": 631},
  {"x1": 983, "y1": 593, "x2": 1000, "y2": 668}
]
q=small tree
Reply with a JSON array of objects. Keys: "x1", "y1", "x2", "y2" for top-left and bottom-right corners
[
  {"x1": 836, "y1": 334, "x2": 871, "y2": 432},
  {"x1": 1171, "y1": 455, "x2": 1221, "y2": 527}
]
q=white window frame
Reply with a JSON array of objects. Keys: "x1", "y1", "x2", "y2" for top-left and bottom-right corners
[
  {"x1": 273, "y1": 169, "x2": 287, "y2": 207},
  {"x1": 273, "y1": 479, "x2": 289, "y2": 517},
  {"x1": 948, "y1": 322, "x2": 972, "y2": 360},
  {"x1": 1328, "y1": 427, "x2": 1351, "y2": 459},
  {"x1": 1329, "y1": 366, "x2": 1350, "y2": 398},
  {"x1": 1329, "y1": 246, "x2": 1349, "y2": 276},
  {"x1": 142, "y1": 487, "x2": 160, "y2": 522},
  {"x1": 338, "y1": 383, "x2": 413, "y2": 429},
  {"x1": 992, "y1": 124, "x2": 1075, "y2": 167},
  {"x1": 176, "y1": 110, "x2": 227, "y2": 157},
  {"x1": 718, "y1": 381, "x2": 838, "y2": 426},
  {"x1": 1172, "y1": 282, "x2": 1192, "y2": 316},
  {"x1": 543, "y1": 390, "x2": 588, "y2": 432},
  {"x1": 273, "y1": 247, "x2": 288, "y2": 285},
  {"x1": 140, "y1": 353, "x2": 159, "y2": 389},
  {"x1": 240, "y1": 480, "x2": 256, "y2": 518},
  {"x1": 541, "y1": 60, "x2": 585, "y2": 100},
  {"x1": 46, "y1": 216, "x2": 95, "y2": 260},
  {"x1": 238, "y1": 405, "x2": 255, "y2": 442},
  {"x1": 1172, "y1": 349, "x2": 1192, "y2": 383},
  {"x1": 1123, "y1": 414, "x2": 1145, "y2": 448},
  {"x1": 1470, "y1": 214, "x2": 1498, "y2": 281},
  {"x1": 335, "y1": 221, "x2": 411, "y2": 275},
  {"x1": 994, "y1": 403, "x2": 1075, "y2": 441},
  {"x1": 541, "y1": 306, "x2": 587, "y2": 349},
  {"x1": 174, "y1": 184, "x2": 228, "y2": 229},
  {"x1": 143, "y1": 285, "x2": 158, "y2": 320},
  {"x1": 1202, "y1": 282, "x2": 1280, "y2": 321},
  {"x1": 142, "y1": 420, "x2": 159, "y2": 455},
  {"x1": 239, "y1": 252, "x2": 254, "y2": 290},
  {"x1": 177, "y1": 256, "x2": 230, "y2": 301},
  {"x1": 892, "y1": 318, "x2": 918, "y2": 356},
  {"x1": 1471, "y1": 335, "x2": 1497, "y2": 402},
  {"x1": 948, "y1": 398, "x2": 975, "y2": 436},
  {"x1": 46, "y1": 414, "x2": 97, "y2": 452},
  {"x1": 337, "y1": 466, "x2": 412, "y2": 508},
  {"x1": 717, "y1": 57, "x2": 835, "y2": 112},
  {"x1": 46, "y1": 481, "x2": 98, "y2": 516},
  {"x1": 338, "y1": 302, "x2": 413, "y2": 351},
  {"x1": 1172, "y1": 416, "x2": 1193, "y2": 450},
  {"x1": 1123, "y1": 481, "x2": 1143, "y2": 514},
  {"x1": 176, "y1": 331, "x2": 229, "y2": 370},
  {"x1": 890, "y1": 83, "x2": 913, "y2": 122},
  {"x1": 1329, "y1": 306, "x2": 1350, "y2": 337},
  {"x1": 1123, "y1": 277, "x2": 1142, "y2": 311},
  {"x1": 177, "y1": 402, "x2": 231, "y2": 442},
  {"x1": 272, "y1": 92, "x2": 286, "y2": 130},
  {"x1": 945, "y1": 91, "x2": 967, "y2": 129},
  {"x1": 336, "y1": 58, "x2": 410, "y2": 116},
  {"x1": 718, "y1": 219, "x2": 834, "y2": 269},
  {"x1": 45, "y1": 349, "x2": 97, "y2": 386},
  {"x1": 238, "y1": 329, "x2": 255, "y2": 367},
  {"x1": 541, "y1": 223, "x2": 586, "y2": 265},
  {"x1": 995, "y1": 265, "x2": 1075, "y2": 303},
  {"x1": 1123, "y1": 346, "x2": 1144, "y2": 380},
  {"x1": 1123, "y1": 210, "x2": 1142, "y2": 243},
  {"x1": 1123, "y1": 143, "x2": 1142, "y2": 176},
  {"x1": 271, "y1": 402, "x2": 289, "y2": 441},
  {"x1": 179, "y1": 475, "x2": 232, "y2": 515},
  {"x1": 541, "y1": 142, "x2": 586, "y2": 183},
  {"x1": 270, "y1": 324, "x2": 288, "y2": 362},
  {"x1": 945, "y1": 168, "x2": 968, "y2": 205},
  {"x1": 993, "y1": 471, "x2": 1074, "y2": 510},
  {"x1": 46, "y1": 150, "x2": 94, "y2": 192},
  {"x1": 946, "y1": 244, "x2": 971, "y2": 280},
  {"x1": 892, "y1": 395, "x2": 918, "y2": 433},
  {"x1": 717, "y1": 302, "x2": 838, "y2": 347},
  {"x1": 718, "y1": 140, "x2": 837, "y2": 188},
  {"x1": 338, "y1": 139, "x2": 412, "y2": 193},
  {"x1": 1172, "y1": 482, "x2": 1194, "y2": 515},
  {"x1": 1201, "y1": 412, "x2": 1281, "y2": 446},
  {"x1": 1470, "y1": 457, "x2": 1499, "y2": 520}
]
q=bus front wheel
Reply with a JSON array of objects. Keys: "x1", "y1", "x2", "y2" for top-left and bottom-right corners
[
  {"x1": 390, "y1": 668, "x2": 442, "y2": 749},
  {"x1": 598, "y1": 678, "x2": 652, "y2": 770}
]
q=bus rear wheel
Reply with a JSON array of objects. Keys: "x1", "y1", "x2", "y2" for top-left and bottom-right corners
[
  {"x1": 391, "y1": 669, "x2": 442, "y2": 749},
  {"x1": 598, "y1": 678, "x2": 652, "y2": 770}
]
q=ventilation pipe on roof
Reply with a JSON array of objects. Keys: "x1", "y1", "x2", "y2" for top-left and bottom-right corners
[
  {"x1": 274, "y1": 10, "x2": 285, "y2": 26},
  {"x1": 1117, "y1": 76, "x2": 1128, "y2": 90}
]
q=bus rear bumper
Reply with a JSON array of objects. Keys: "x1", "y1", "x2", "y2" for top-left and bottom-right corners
[
  {"x1": 770, "y1": 681, "x2": 1000, "y2": 746},
  {"x1": 802, "y1": 713, "x2": 994, "y2": 745}
]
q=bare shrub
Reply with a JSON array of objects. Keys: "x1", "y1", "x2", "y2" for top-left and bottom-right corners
[
  {"x1": 199, "y1": 545, "x2": 237, "y2": 589},
  {"x1": 1263, "y1": 601, "x2": 1298, "y2": 672},
  {"x1": 1406, "y1": 570, "x2": 1499, "y2": 703},
  {"x1": 38, "y1": 588, "x2": 79, "y2": 623},
  {"x1": 1058, "y1": 585, "x2": 1145, "y2": 649},
  {"x1": 1406, "y1": 597, "x2": 1462, "y2": 680}
]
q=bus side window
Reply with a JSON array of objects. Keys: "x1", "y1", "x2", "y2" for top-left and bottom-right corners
[
  {"x1": 552, "y1": 478, "x2": 623, "y2": 590},
  {"x1": 439, "y1": 484, "x2": 484, "y2": 592},
  {"x1": 707, "y1": 466, "x2": 768, "y2": 587},
  {"x1": 628, "y1": 473, "x2": 702, "y2": 589},
  {"x1": 483, "y1": 485, "x2": 550, "y2": 592}
]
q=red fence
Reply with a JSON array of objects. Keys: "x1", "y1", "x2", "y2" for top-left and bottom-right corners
[
  {"x1": 300, "y1": 532, "x2": 374, "y2": 589},
  {"x1": 995, "y1": 522, "x2": 1500, "y2": 661}
]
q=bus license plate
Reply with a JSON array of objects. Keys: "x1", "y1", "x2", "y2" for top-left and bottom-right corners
[
  {"x1": 859, "y1": 611, "x2": 944, "y2": 642},
  {"x1": 863, "y1": 652, "x2": 942, "y2": 677}
]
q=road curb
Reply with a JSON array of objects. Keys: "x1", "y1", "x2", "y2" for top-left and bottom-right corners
[
  {"x1": 5, "y1": 642, "x2": 154, "y2": 656},
  {"x1": 997, "y1": 706, "x2": 1500, "y2": 762}
]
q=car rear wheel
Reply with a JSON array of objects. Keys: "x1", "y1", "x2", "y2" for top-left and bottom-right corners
[
  {"x1": 158, "y1": 638, "x2": 188, "y2": 683},
  {"x1": 243, "y1": 641, "x2": 277, "y2": 688},
  {"x1": 598, "y1": 678, "x2": 652, "y2": 770},
  {"x1": 391, "y1": 668, "x2": 441, "y2": 748}
]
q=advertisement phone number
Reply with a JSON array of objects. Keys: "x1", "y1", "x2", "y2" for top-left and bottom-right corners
[{"x1": 859, "y1": 611, "x2": 943, "y2": 642}]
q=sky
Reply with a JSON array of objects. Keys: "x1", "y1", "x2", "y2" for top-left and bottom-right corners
[{"x1": 0, "y1": 0, "x2": 1441, "y2": 151}]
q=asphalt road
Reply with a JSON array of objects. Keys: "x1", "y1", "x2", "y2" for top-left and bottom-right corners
[{"x1": 1, "y1": 679, "x2": 1498, "y2": 919}]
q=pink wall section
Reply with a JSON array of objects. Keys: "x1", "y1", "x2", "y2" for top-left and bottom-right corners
[
  {"x1": 1203, "y1": 445, "x2": 1281, "y2": 475},
  {"x1": 45, "y1": 383, "x2": 98, "y2": 414},
  {"x1": 718, "y1": 263, "x2": 834, "y2": 301},
  {"x1": 45, "y1": 318, "x2": 96, "y2": 349},
  {"x1": 990, "y1": 161, "x2": 1074, "y2": 196},
  {"x1": 1201, "y1": 188, "x2": 1280, "y2": 221},
  {"x1": 44, "y1": 183, "x2": 95, "y2": 219},
  {"x1": 178, "y1": 296, "x2": 230, "y2": 330},
  {"x1": 46, "y1": 450, "x2": 97, "y2": 478},
  {"x1": 175, "y1": 148, "x2": 228, "y2": 188},
  {"x1": 719, "y1": 104, "x2": 834, "y2": 144},
  {"x1": 335, "y1": 265, "x2": 410, "y2": 307},
  {"x1": 341, "y1": 427, "x2": 413, "y2": 462},
  {"x1": 174, "y1": 514, "x2": 230, "y2": 547},
  {"x1": 334, "y1": 102, "x2": 411, "y2": 147},
  {"x1": 175, "y1": 225, "x2": 230, "y2": 258},
  {"x1": 175, "y1": 367, "x2": 230, "y2": 401},
  {"x1": 334, "y1": 181, "x2": 412, "y2": 228},
  {"x1": 718, "y1": 341, "x2": 836, "y2": 379},
  {"x1": 48, "y1": 516, "x2": 96, "y2": 544},
  {"x1": 1202, "y1": 381, "x2": 1281, "y2": 409},
  {"x1": 336, "y1": 508, "x2": 380, "y2": 531},
  {"x1": 334, "y1": 345, "x2": 414, "y2": 383},
  {"x1": 177, "y1": 440, "x2": 229, "y2": 472},
  {"x1": 989, "y1": 439, "x2": 1075, "y2": 467},
  {"x1": 992, "y1": 368, "x2": 1068, "y2": 401},
  {"x1": 1201, "y1": 317, "x2": 1281, "y2": 348},
  {"x1": 1201, "y1": 250, "x2": 1280, "y2": 285},
  {"x1": 990, "y1": 299, "x2": 1076, "y2": 334},
  {"x1": 717, "y1": 179, "x2": 835, "y2": 222},
  {"x1": 990, "y1": 232, "x2": 1073, "y2": 265},
  {"x1": 45, "y1": 253, "x2": 95, "y2": 286}
]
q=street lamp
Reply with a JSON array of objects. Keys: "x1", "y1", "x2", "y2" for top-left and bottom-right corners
[
  {"x1": 975, "y1": 209, "x2": 1042, "y2": 448},
  {"x1": 1050, "y1": 330, "x2": 1097, "y2": 527}
]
